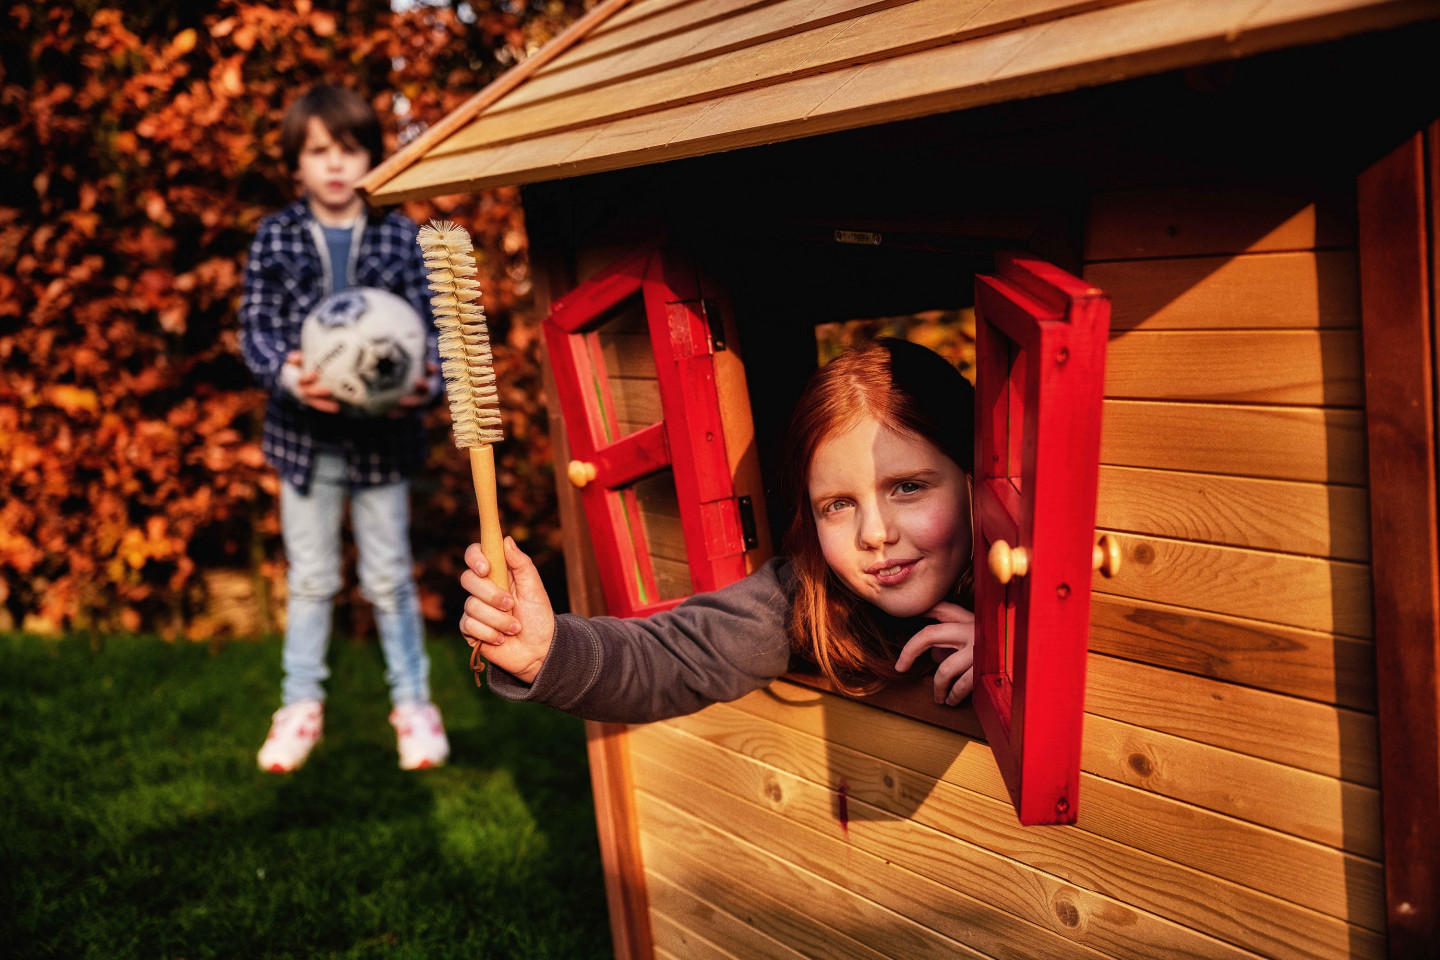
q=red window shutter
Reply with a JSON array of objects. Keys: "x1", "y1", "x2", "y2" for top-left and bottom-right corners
[
  {"x1": 972, "y1": 251, "x2": 1110, "y2": 825},
  {"x1": 545, "y1": 249, "x2": 751, "y2": 618}
]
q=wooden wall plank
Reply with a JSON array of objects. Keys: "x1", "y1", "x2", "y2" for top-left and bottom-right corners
[
  {"x1": 1090, "y1": 531, "x2": 1372, "y2": 637},
  {"x1": 1104, "y1": 329, "x2": 1363, "y2": 405},
  {"x1": 1358, "y1": 125, "x2": 1440, "y2": 956},
  {"x1": 649, "y1": 873, "x2": 811, "y2": 960},
  {"x1": 1096, "y1": 465, "x2": 1370, "y2": 561},
  {"x1": 1085, "y1": 654, "x2": 1378, "y2": 784},
  {"x1": 1082, "y1": 713, "x2": 1382, "y2": 858},
  {"x1": 730, "y1": 677, "x2": 1379, "y2": 857},
  {"x1": 599, "y1": 333, "x2": 658, "y2": 378},
  {"x1": 1101, "y1": 400, "x2": 1367, "y2": 485},
  {"x1": 686, "y1": 691, "x2": 1383, "y2": 868},
  {"x1": 643, "y1": 811, "x2": 995, "y2": 960},
  {"x1": 631, "y1": 714, "x2": 1384, "y2": 959},
  {"x1": 1089, "y1": 594, "x2": 1377, "y2": 710},
  {"x1": 1083, "y1": 251, "x2": 1360, "y2": 331},
  {"x1": 642, "y1": 791, "x2": 1105, "y2": 960},
  {"x1": 608, "y1": 376, "x2": 664, "y2": 424},
  {"x1": 636, "y1": 735, "x2": 1323, "y2": 960},
  {"x1": 685, "y1": 694, "x2": 1383, "y2": 916},
  {"x1": 585, "y1": 721, "x2": 655, "y2": 960},
  {"x1": 1086, "y1": 186, "x2": 1356, "y2": 261}
]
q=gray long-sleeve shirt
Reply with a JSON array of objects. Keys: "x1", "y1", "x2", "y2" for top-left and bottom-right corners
[{"x1": 486, "y1": 558, "x2": 797, "y2": 723}]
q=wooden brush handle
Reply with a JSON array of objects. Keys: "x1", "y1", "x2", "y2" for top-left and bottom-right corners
[{"x1": 469, "y1": 445, "x2": 510, "y2": 594}]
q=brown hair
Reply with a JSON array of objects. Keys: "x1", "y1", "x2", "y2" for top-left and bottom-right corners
[
  {"x1": 781, "y1": 337, "x2": 976, "y2": 696},
  {"x1": 280, "y1": 85, "x2": 383, "y2": 172}
]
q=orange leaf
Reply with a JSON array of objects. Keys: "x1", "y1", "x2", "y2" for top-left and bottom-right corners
[
  {"x1": 219, "y1": 59, "x2": 243, "y2": 97},
  {"x1": 44, "y1": 385, "x2": 99, "y2": 415},
  {"x1": 170, "y1": 28, "x2": 197, "y2": 55}
]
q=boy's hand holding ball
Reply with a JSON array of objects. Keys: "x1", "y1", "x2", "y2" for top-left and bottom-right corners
[
  {"x1": 460, "y1": 537, "x2": 555, "y2": 684},
  {"x1": 283, "y1": 350, "x2": 341, "y2": 414},
  {"x1": 393, "y1": 360, "x2": 439, "y2": 416}
]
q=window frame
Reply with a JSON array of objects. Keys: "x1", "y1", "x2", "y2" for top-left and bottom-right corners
[
  {"x1": 544, "y1": 247, "x2": 752, "y2": 618},
  {"x1": 971, "y1": 251, "x2": 1110, "y2": 825}
]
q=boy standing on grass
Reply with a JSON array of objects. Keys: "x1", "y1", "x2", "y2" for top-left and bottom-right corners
[{"x1": 240, "y1": 85, "x2": 450, "y2": 772}]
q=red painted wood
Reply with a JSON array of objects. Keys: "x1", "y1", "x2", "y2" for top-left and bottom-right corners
[
  {"x1": 1358, "y1": 129, "x2": 1440, "y2": 957},
  {"x1": 594, "y1": 422, "x2": 669, "y2": 489},
  {"x1": 547, "y1": 249, "x2": 649, "y2": 333},
  {"x1": 544, "y1": 316, "x2": 647, "y2": 615},
  {"x1": 643, "y1": 253, "x2": 749, "y2": 593},
  {"x1": 543, "y1": 247, "x2": 751, "y2": 617},
  {"x1": 972, "y1": 251, "x2": 1110, "y2": 825}
]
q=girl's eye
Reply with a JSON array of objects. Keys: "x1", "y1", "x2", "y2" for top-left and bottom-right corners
[
  {"x1": 822, "y1": 499, "x2": 851, "y2": 515},
  {"x1": 895, "y1": 480, "x2": 925, "y2": 495}
]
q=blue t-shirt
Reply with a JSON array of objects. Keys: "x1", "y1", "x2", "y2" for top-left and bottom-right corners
[{"x1": 322, "y1": 225, "x2": 353, "y2": 292}]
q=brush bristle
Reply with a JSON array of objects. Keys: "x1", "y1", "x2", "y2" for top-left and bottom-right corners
[{"x1": 416, "y1": 220, "x2": 502, "y2": 448}]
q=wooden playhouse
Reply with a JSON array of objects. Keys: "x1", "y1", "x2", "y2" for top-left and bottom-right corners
[{"x1": 361, "y1": 2, "x2": 1440, "y2": 958}]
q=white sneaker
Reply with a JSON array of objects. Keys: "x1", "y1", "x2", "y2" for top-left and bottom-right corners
[
  {"x1": 256, "y1": 700, "x2": 324, "y2": 773},
  {"x1": 389, "y1": 702, "x2": 450, "y2": 770}
]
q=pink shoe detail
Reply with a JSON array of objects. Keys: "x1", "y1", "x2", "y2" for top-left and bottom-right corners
[
  {"x1": 389, "y1": 703, "x2": 449, "y2": 770},
  {"x1": 257, "y1": 700, "x2": 324, "y2": 773}
]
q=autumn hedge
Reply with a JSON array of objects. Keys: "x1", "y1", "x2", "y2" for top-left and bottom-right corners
[{"x1": 0, "y1": 0, "x2": 586, "y2": 638}]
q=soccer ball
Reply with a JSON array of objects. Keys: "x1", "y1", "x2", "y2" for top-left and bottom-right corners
[{"x1": 300, "y1": 287, "x2": 428, "y2": 416}]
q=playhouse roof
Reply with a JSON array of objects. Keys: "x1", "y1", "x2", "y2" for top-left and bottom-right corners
[{"x1": 361, "y1": 0, "x2": 1436, "y2": 205}]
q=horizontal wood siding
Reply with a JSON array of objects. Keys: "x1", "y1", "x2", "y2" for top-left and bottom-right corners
[{"x1": 617, "y1": 180, "x2": 1383, "y2": 960}]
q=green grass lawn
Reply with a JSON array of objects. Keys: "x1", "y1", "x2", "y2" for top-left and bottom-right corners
[{"x1": 0, "y1": 632, "x2": 612, "y2": 959}]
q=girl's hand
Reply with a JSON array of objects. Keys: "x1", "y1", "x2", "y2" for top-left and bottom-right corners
[
  {"x1": 459, "y1": 537, "x2": 555, "y2": 684},
  {"x1": 895, "y1": 601, "x2": 975, "y2": 706}
]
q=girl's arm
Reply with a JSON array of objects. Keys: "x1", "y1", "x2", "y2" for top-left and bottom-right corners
[{"x1": 460, "y1": 541, "x2": 794, "y2": 724}]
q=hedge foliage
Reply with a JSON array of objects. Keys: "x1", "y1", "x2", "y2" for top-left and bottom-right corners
[{"x1": 0, "y1": 0, "x2": 585, "y2": 637}]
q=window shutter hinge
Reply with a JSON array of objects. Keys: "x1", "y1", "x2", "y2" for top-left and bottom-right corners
[
  {"x1": 701, "y1": 298, "x2": 727, "y2": 352},
  {"x1": 737, "y1": 495, "x2": 759, "y2": 550}
]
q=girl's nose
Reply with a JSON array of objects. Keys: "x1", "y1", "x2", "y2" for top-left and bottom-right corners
[{"x1": 856, "y1": 504, "x2": 896, "y2": 550}]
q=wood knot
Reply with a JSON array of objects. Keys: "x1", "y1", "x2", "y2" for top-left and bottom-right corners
[
  {"x1": 1053, "y1": 897, "x2": 1081, "y2": 928},
  {"x1": 883, "y1": 773, "x2": 895, "y2": 789},
  {"x1": 763, "y1": 777, "x2": 783, "y2": 804},
  {"x1": 1127, "y1": 753, "x2": 1154, "y2": 777},
  {"x1": 1133, "y1": 543, "x2": 1156, "y2": 565}
]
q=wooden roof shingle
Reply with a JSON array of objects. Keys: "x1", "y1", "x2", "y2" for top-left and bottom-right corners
[{"x1": 361, "y1": 0, "x2": 1439, "y2": 204}]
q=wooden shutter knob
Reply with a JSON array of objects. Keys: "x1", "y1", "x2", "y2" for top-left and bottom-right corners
[
  {"x1": 988, "y1": 540, "x2": 1030, "y2": 585},
  {"x1": 1092, "y1": 534, "x2": 1122, "y2": 578},
  {"x1": 567, "y1": 460, "x2": 598, "y2": 488}
]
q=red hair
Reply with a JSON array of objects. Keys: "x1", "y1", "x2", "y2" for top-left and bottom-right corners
[{"x1": 781, "y1": 338, "x2": 975, "y2": 695}]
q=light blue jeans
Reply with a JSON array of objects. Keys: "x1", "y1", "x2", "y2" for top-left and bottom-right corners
[{"x1": 279, "y1": 450, "x2": 430, "y2": 707}]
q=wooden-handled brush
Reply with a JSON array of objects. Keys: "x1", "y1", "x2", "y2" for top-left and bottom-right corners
[{"x1": 417, "y1": 220, "x2": 505, "y2": 680}]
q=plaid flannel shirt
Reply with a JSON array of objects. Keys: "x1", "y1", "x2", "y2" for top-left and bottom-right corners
[{"x1": 240, "y1": 200, "x2": 439, "y2": 491}]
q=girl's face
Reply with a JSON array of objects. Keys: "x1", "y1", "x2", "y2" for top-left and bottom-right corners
[{"x1": 808, "y1": 417, "x2": 971, "y2": 619}]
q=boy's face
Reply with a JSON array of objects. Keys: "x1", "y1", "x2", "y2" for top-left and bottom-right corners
[{"x1": 295, "y1": 116, "x2": 370, "y2": 212}]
